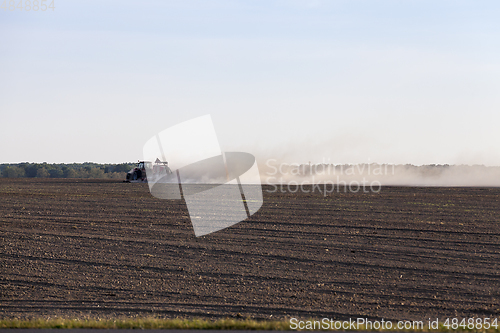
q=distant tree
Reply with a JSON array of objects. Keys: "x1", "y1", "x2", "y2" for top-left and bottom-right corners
[
  {"x1": 49, "y1": 168, "x2": 64, "y2": 178},
  {"x1": 2, "y1": 166, "x2": 26, "y2": 178},
  {"x1": 0, "y1": 162, "x2": 135, "y2": 179},
  {"x1": 62, "y1": 166, "x2": 77, "y2": 178},
  {"x1": 21, "y1": 163, "x2": 38, "y2": 177},
  {"x1": 36, "y1": 168, "x2": 50, "y2": 178},
  {"x1": 22, "y1": 163, "x2": 42, "y2": 177},
  {"x1": 89, "y1": 167, "x2": 105, "y2": 178}
]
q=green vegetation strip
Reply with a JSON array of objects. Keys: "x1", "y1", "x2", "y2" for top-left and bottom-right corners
[
  {"x1": 0, "y1": 318, "x2": 289, "y2": 330},
  {"x1": 2, "y1": 318, "x2": 500, "y2": 331}
]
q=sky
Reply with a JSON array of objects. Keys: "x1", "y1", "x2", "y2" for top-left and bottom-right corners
[{"x1": 1, "y1": 0, "x2": 499, "y2": 165}]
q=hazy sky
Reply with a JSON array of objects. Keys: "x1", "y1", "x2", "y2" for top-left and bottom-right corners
[{"x1": 1, "y1": 1, "x2": 499, "y2": 165}]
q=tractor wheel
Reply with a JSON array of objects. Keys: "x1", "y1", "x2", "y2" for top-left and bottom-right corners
[{"x1": 132, "y1": 172, "x2": 138, "y2": 180}]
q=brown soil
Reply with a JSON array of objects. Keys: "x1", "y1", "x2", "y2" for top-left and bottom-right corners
[{"x1": 1, "y1": 178, "x2": 499, "y2": 321}]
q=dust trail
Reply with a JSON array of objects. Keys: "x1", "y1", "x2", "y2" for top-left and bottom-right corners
[{"x1": 258, "y1": 161, "x2": 500, "y2": 186}]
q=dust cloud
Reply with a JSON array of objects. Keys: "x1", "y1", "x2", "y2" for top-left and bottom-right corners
[{"x1": 258, "y1": 161, "x2": 500, "y2": 186}]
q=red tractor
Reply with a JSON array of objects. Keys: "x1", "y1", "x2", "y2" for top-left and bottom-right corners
[{"x1": 125, "y1": 161, "x2": 149, "y2": 182}]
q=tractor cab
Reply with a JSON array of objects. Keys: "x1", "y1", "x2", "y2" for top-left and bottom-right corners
[
  {"x1": 125, "y1": 160, "x2": 149, "y2": 182},
  {"x1": 137, "y1": 161, "x2": 151, "y2": 171}
]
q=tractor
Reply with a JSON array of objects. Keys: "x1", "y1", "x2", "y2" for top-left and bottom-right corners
[{"x1": 125, "y1": 159, "x2": 172, "y2": 183}]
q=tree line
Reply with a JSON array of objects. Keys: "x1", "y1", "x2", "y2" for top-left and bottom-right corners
[{"x1": 0, "y1": 162, "x2": 136, "y2": 179}]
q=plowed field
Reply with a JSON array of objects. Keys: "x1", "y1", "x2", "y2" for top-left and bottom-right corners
[{"x1": 1, "y1": 179, "x2": 499, "y2": 321}]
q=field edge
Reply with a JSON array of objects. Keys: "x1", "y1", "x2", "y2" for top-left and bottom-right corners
[{"x1": 2, "y1": 317, "x2": 500, "y2": 332}]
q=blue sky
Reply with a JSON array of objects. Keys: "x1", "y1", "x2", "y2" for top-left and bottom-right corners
[{"x1": 1, "y1": 1, "x2": 499, "y2": 165}]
